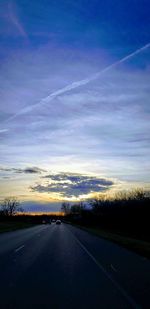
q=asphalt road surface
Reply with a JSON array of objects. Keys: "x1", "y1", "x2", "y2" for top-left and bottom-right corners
[{"x1": 0, "y1": 223, "x2": 150, "y2": 309}]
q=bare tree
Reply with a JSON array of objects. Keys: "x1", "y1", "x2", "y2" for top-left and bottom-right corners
[
  {"x1": 61, "y1": 202, "x2": 70, "y2": 215},
  {"x1": 1, "y1": 197, "x2": 22, "y2": 216},
  {"x1": 70, "y1": 202, "x2": 84, "y2": 214},
  {"x1": 90, "y1": 193, "x2": 106, "y2": 213}
]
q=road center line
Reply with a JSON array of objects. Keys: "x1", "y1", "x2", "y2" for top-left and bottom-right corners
[
  {"x1": 72, "y1": 232, "x2": 141, "y2": 309},
  {"x1": 15, "y1": 245, "x2": 25, "y2": 253}
]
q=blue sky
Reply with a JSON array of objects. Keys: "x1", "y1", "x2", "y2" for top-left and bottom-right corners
[{"x1": 0, "y1": 0, "x2": 150, "y2": 212}]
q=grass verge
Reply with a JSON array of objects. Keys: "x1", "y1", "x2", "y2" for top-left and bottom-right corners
[
  {"x1": 72, "y1": 224, "x2": 150, "y2": 259},
  {"x1": 0, "y1": 221, "x2": 35, "y2": 233}
]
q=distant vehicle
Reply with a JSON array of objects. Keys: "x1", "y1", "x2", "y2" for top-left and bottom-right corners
[
  {"x1": 52, "y1": 219, "x2": 56, "y2": 223},
  {"x1": 56, "y1": 220, "x2": 61, "y2": 225},
  {"x1": 42, "y1": 219, "x2": 51, "y2": 224}
]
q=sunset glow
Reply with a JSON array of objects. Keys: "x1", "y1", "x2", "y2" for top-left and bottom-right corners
[{"x1": 0, "y1": 0, "x2": 150, "y2": 212}]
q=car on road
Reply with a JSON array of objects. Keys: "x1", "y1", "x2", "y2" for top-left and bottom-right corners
[
  {"x1": 56, "y1": 220, "x2": 61, "y2": 225},
  {"x1": 42, "y1": 219, "x2": 51, "y2": 224}
]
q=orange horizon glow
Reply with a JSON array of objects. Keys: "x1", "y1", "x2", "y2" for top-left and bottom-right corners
[{"x1": 17, "y1": 211, "x2": 65, "y2": 216}]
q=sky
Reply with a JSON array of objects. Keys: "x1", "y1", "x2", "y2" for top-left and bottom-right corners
[{"x1": 0, "y1": 0, "x2": 150, "y2": 212}]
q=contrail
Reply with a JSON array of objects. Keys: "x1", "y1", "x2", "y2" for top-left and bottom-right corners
[{"x1": 2, "y1": 42, "x2": 150, "y2": 126}]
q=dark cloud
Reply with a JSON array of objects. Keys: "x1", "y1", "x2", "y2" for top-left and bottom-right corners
[
  {"x1": 23, "y1": 167, "x2": 46, "y2": 174},
  {"x1": 43, "y1": 173, "x2": 112, "y2": 184},
  {"x1": 31, "y1": 173, "x2": 113, "y2": 198},
  {"x1": 22, "y1": 201, "x2": 61, "y2": 212},
  {"x1": 0, "y1": 166, "x2": 46, "y2": 174}
]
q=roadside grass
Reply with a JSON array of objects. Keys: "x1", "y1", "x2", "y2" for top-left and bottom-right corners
[
  {"x1": 0, "y1": 221, "x2": 35, "y2": 233},
  {"x1": 71, "y1": 224, "x2": 150, "y2": 259}
]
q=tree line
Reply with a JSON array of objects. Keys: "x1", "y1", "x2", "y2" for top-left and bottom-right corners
[
  {"x1": 0, "y1": 189, "x2": 149, "y2": 240},
  {"x1": 61, "y1": 189, "x2": 150, "y2": 241}
]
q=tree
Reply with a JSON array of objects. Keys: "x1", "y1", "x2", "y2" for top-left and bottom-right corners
[
  {"x1": 130, "y1": 188, "x2": 146, "y2": 201},
  {"x1": 70, "y1": 202, "x2": 84, "y2": 214},
  {"x1": 61, "y1": 202, "x2": 70, "y2": 215},
  {"x1": 90, "y1": 193, "x2": 106, "y2": 214},
  {"x1": 1, "y1": 197, "x2": 22, "y2": 216}
]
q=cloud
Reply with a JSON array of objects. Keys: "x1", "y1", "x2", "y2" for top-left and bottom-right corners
[
  {"x1": 3, "y1": 42, "x2": 150, "y2": 125},
  {"x1": 0, "y1": 166, "x2": 46, "y2": 174},
  {"x1": 21, "y1": 201, "x2": 61, "y2": 213},
  {"x1": 23, "y1": 167, "x2": 46, "y2": 174},
  {"x1": 0, "y1": 1, "x2": 27, "y2": 39},
  {"x1": 31, "y1": 173, "x2": 114, "y2": 198},
  {"x1": 0, "y1": 129, "x2": 9, "y2": 133},
  {"x1": 0, "y1": 42, "x2": 149, "y2": 184},
  {"x1": 8, "y1": 2, "x2": 27, "y2": 38}
]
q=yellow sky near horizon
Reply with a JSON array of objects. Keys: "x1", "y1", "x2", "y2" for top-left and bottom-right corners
[{"x1": 0, "y1": 175, "x2": 149, "y2": 203}]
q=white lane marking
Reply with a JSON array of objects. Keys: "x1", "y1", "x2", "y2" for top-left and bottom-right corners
[
  {"x1": 72, "y1": 233, "x2": 141, "y2": 309},
  {"x1": 15, "y1": 245, "x2": 25, "y2": 253},
  {"x1": 111, "y1": 264, "x2": 117, "y2": 272}
]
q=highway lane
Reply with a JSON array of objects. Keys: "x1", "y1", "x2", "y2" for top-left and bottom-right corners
[
  {"x1": 0, "y1": 223, "x2": 150, "y2": 309},
  {"x1": 0, "y1": 225, "x2": 50, "y2": 255}
]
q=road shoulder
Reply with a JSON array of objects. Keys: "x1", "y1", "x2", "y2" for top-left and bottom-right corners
[{"x1": 66, "y1": 223, "x2": 150, "y2": 259}]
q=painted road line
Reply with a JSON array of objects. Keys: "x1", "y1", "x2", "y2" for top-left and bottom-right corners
[
  {"x1": 71, "y1": 231, "x2": 141, "y2": 309},
  {"x1": 15, "y1": 245, "x2": 25, "y2": 253},
  {"x1": 111, "y1": 264, "x2": 117, "y2": 272}
]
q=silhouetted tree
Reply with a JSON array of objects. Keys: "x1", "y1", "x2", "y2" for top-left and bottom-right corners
[
  {"x1": 61, "y1": 202, "x2": 70, "y2": 215},
  {"x1": 1, "y1": 197, "x2": 22, "y2": 216},
  {"x1": 90, "y1": 193, "x2": 106, "y2": 214},
  {"x1": 70, "y1": 202, "x2": 84, "y2": 214}
]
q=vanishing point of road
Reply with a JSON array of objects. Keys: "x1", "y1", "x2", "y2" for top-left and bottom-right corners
[{"x1": 0, "y1": 223, "x2": 150, "y2": 309}]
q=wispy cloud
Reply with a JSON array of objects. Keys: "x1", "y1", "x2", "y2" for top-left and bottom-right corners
[
  {"x1": 2, "y1": 42, "x2": 150, "y2": 126},
  {"x1": 0, "y1": 1, "x2": 27, "y2": 39},
  {"x1": 8, "y1": 2, "x2": 27, "y2": 38},
  {"x1": 0, "y1": 129, "x2": 9, "y2": 133},
  {"x1": 0, "y1": 166, "x2": 46, "y2": 174},
  {"x1": 0, "y1": 38, "x2": 150, "y2": 186}
]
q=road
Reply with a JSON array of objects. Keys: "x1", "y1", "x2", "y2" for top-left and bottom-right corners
[{"x1": 0, "y1": 223, "x2": 150, "y2": 309}]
